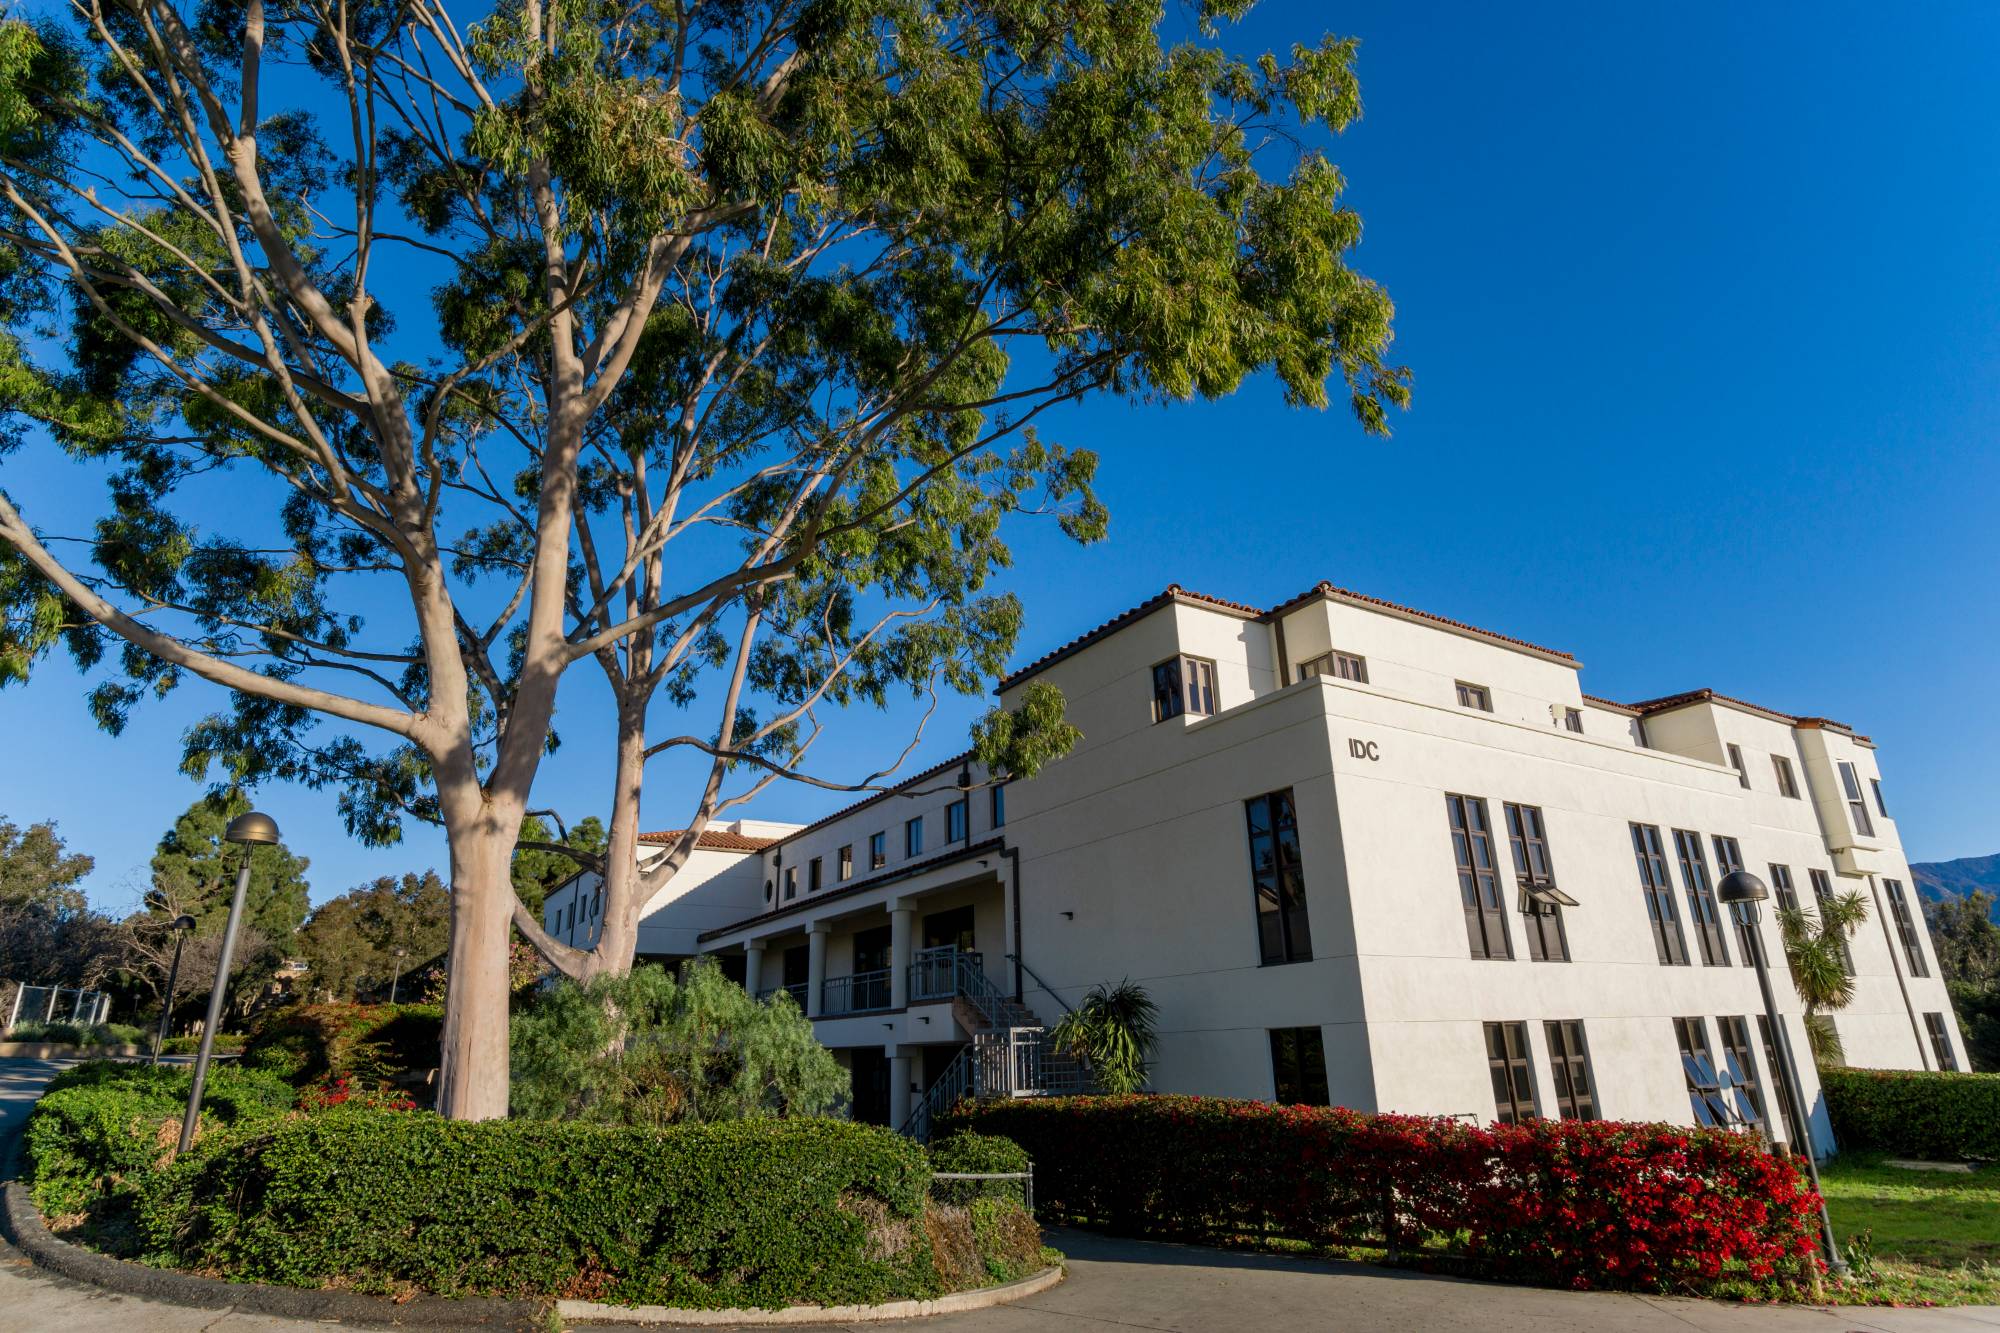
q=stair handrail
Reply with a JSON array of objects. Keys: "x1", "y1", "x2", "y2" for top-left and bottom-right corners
[
  {"x1": 952, "y1": 951, "x2": 1021, "y2": 1029},
  {"x1": 1003, "y1": 953, "x2": 1074, "y2": 1016}
]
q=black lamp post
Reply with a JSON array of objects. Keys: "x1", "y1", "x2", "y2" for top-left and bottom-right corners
[
  {"x1": 178, "y1": 810, "x2": 281, "y2": 1153},
  {"x1": 148, "y1": 913, "x2": 199, "y2": 1066},
  {"x1": 1716, "y1": 867, "x2": 1846, "y2": 1275},
  {"x1": 388, "y1": 946, "x2": 409, "y2": 1005}
]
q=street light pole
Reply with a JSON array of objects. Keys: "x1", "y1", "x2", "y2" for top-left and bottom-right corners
[
  {"x1": 149, "y1": 914, "x2": 198, "y2": 1067},
  {"x1": 388, "y1": 946, "x2": 409, "y2": 1005},
  {"x1": 178, "y1": 811, "x2": 281, "y2": 1154},
  {"x1": 1717, "y1": 868, "x2": 1847, "y2": 1276}
]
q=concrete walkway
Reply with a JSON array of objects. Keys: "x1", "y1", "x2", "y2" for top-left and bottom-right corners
[{"x1": 4, "y1": 1057, "x2": 2000, "y2": 1332}]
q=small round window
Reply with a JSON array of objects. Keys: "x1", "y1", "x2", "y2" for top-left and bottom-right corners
[{"x1": 764, "y1": 878, "x2": 774, "y2": 903}]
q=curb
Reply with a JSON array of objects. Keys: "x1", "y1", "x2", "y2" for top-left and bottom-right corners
[
  {"x1": 0, "y1": 1042, "x2": 147, "y2": 1059},
  {"x1": 559, "y1": 1266, "x2": 1065, "y2": 1325}
]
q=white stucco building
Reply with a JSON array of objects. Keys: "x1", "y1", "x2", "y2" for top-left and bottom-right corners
[{"x1": 562, "y1": 580, "x2": 1964, "y2": 1152}]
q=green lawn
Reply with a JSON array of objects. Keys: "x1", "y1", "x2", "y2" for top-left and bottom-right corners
[{"x1": 1818, "y1": 1152, "x2": 2000, "y2": 1305}]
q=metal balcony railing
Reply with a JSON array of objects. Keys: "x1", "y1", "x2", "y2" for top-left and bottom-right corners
[
  {"x1": 757, "y1": 982, "x2": 809, "y2": 1009},
  {"x1": 908, "y1": 946, "x2": 982, "y2": 1003},
  {"x1": 821, "y1": 968, "x2": 892, "y2": 1016}
]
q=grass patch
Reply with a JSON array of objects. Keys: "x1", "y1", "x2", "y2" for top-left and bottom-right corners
[{"x1": 1819, "y1": 1151, "x2": 2000, "y2": 1305}]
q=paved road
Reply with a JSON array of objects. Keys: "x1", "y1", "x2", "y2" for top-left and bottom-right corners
[{"x1": 5, "y1": 1057, "x2": 2000, "y2": 1331}]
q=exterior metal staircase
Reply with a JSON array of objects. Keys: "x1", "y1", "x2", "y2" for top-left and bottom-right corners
[{"x1": 898, "y1": 947, "x2": 1088, "y2": 1140}]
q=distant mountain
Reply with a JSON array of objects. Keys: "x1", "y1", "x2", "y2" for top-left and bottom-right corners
[{"x1": 1912, "y1": 853, "x2": 2000, "y2": 922}]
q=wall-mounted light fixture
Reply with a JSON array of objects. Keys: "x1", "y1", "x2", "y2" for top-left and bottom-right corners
[{"x1": 1061, "y1": 910, "x2": 1075, "y2": 920}]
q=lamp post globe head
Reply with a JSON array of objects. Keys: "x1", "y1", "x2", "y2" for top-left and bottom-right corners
[
  {"x1": 1716, "y1": 868, "x2": 1769, "y2": 906},
  {"x1": 224, "y1": 810, "x2": 282, "y2": 846},
  {"x1": 171, "y1": 913, "x2": 198, "y2": 933}
]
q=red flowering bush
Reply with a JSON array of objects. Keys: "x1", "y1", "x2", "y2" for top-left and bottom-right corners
[
  {"x1": 944, "y1": 1096, "x2": 1821, "y2": 1294},
  {"x1": 297, "y1": 1074, "x2": 416, "y2": 1114}
]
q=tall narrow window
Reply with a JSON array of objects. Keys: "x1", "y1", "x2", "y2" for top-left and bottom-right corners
[
  {"x1": 838, "y1": 845, "x2": 854, "y2": 881},
  {"x1": 1245, "y1": 789, "x2": 1312, "y2": 965},
  {"x1": 1769, "y1": 863, "x2": 1800, "y2": 913},
  {"x1": 1485, "y1": 1022, "x2": 1537, "y2": 1124},
  {"x1": 1298, "y1": 650, "x2": 1368, "y2": 684},
  {"x1": 1561, "y1": 707, "x2": 1584, "y2": 734},
  {"x1": 1839, "y1": 761, "x2": 1876, "y2": 837},
  {"x1": 1505, "y1": 802, "x2": 1569, "y2": 962},
  {"x1": 1632, "y1": 823, "x2": 1690, "y2": 965},
  {"x1": 1726, "y1": 743, "x2": 1750, "y2": 789},
  {"x1": 1772, "y1": 754, "x2": 1801, "y2": 799},
  {"x1": 990, "y1": 783, "x2": 1006, "y2": 829},
  {"x1": 1674, "y1": 829, "x2": 1731, "y2": 966},
  {"x1": 784, "y1": 865, "x2": 798, "y2": 900},
  {"x1": 1269, "y1": 1027, "x2": 1330, "y2": 1105},
  {"x1": 1756, "y1": 1016, "x2": 1809, "y2": 1150},
  {"x1": 1925, "y1": 1013, "x2": 1959, "y2": 1071},
  {"x1": 1716, "y1": 1016, "x2": 1766, "y2": 1132},
  {"x1": 1448, "y1": 794, "x2": 1512, "y2": 961},
  {"x1": 1673, "y1": 1016, "x2": 1730, "y2": 1127},
  {"x1": 1153, "y1": 655, "x2": 1217, "y2": 721},
  {"x1": 1455, "y1": 681, "x2": 1493, "y2": 712},
  {"x1": 1809, "y1": 869, "x2": 1855, "y2": 975},
  {"x1": 946, "y1": 798, "x2": 968, "y2": 843},
  {"x1": 1884, "y1": 879, "x2": 1929, "y2": 978},
  {"x1": 905, "y1": 817, "x2": 925, "y2": 858},
  {"x1": 869, "y1": 831, "x2": 887, "y2": 870},
  {"x1": 808, "y1": 857, "x2": 823, "y2": 893},
  {"x1": 1544, "y1": 1020, "x2": 1596, "y2": 1120},
  {"x1": 1712, "y1": 835, "x2": 1753, "y2": 966},
  {"x1": 1872, "y1": 777, "x2": 1890, "y2": 818}
]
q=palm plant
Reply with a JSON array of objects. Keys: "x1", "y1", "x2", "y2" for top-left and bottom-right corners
[
  {"x1": 1778, "y1": 889, "x2": 1870, "y2": 1067},
  {"x1": 1049, "y1": 980, "x2": 1159, "y2": 1095}
]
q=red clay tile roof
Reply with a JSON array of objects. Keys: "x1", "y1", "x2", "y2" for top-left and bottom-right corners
[
  {"x1": 638, "y1": 829, "x2": 781, "y2": 853},
  {"x1": 1269, "y1": 582, "x2": 1577, "y2": 664},
  {"x1": 1581, "y1": 694, "x2": 1642, "y2": 715},
  {"x1": 755, "y1": 749, "x2": 978, "y2": 854},
  {"x1": 1624, "y1": 688, "x2": 1861, "y2": 737}
]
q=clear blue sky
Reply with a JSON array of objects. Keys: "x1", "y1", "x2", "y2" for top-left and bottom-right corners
[{"x1": 6, "y1": 1, "x2": 1998, "y2": 913}]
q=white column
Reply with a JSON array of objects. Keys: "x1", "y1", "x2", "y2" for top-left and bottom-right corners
[
  {"x1": 889, "y1": 1049, "x2": 913, "y2": 1129},
  {"x1": 806, "y1": 924, "x2": 828, "y2": 1019},
  {"x1": 744, "y1": 942, "x2": 766, "y2": 996},
  {"x1": 890, "y1": 901, "x2": 914, "y2": 1010}
]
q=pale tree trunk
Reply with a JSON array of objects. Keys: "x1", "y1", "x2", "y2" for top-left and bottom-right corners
[
  {"x1": 579, "y1": 703, "x2": 648, "y2": 981},
  {"x1": 435, "y1": 792, "x2": 521, "y2": 1121}
]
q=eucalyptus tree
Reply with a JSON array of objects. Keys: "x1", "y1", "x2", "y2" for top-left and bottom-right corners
[{"x1": 0, "y1": 0, "x2": 1406, "y2": 1117}]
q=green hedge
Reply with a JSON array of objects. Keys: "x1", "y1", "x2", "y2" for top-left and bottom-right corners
[
  {"x1": 240, "y1": 1002, "x2": 441, "y2": 1088},
  {"x1": 1822, "y1": 1067, "x2": 2000, "y2": 1161},
  {"x1": 928, "y1": 1130, "x2": 1031, "y2": 1206},
  {"x1": 160, "y1": 1032, "x2": 248, "y2": 1055},
  {"x1": 139, "y1": 1111, "x2": 947, "y2": 1307},
  {"x1": 7, "y1": 1021, "x2": 148, "y2": 1047},
  {"x1": 24, "y1": 1062, "x2": 296, "y2": 1219}
]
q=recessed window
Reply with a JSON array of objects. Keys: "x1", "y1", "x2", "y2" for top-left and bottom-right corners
[
  {"x1": 868, "y1": 831, "x2": 887, "y2": 870},
  {"x1": 764, "y1": 878, "x2": 774, "y2": 904},
  {"x1": 946, "y1": 798, "x2": 968, "y2": 843},
  {"x1": 1298, "y1": 650, "x2": 1368, "y2": 685},
  {"x1": 905, "y1": 817, "x2": 924, "y2": 858},
  {"x1": 1884, "y1": 879, "x2": 1929, "y2": 978},
  {"x1": 808, "y1": 857, "x2": 822, "y2": 893},
  {"x1": 1712, "y1": 835, "x2": 1752, "y2": 966},
  {"x1": 1756, "y1": 1016, "x2": 1808, "y2": 1150},
  {"x1": 990, "y1": 783, "x2": 1006, "y2": 829},
  {"x1": 838, "y1": 845, "x2": 854, "y2": 881},
  {"x1": 1726, "y1": 743, "x2": 1750, "y2": 789},
  {"x1": 1504, "y1": 802, "x2": 1569, "y2": 962},
  {"x1": 1771, "y1": 754, "x2": 1801, "y2": 799},
  {"x1": 1455, "y1": 681, "x2": 1493, "y2": 712},
  {"x1": 1561, "y1": 707, "x2": 1584, "y2": 734},
  {"x1": 1769, "y1": 863, "x2": 1799, "y2": 913},
  {"x1": 1673, "y1": 829, "x2": 1730, "y2": 967},
  {"x1": 1153, "y1": 655, "x2": 1217, "y2": 722},
  {"x1": 1715, "y1": 1016, "x2": 1765, "y2": 1131},
  {"x1": 1245, "y1": 788, "x2": 1312, "y2": 965},
  {"x1": 1448, "y1": 794, "x2": 1512, "y2": 961},
  {"x1": 1544, "y1": 1021, "x2": 1596, "y2": 1120},
  {"x1": 1839, "y1": 761, "x2": 1876, "y2": 837},
  {"x1": 1809, "y1": 869, "x2": 1855, "y2": 975},
  {"x1": 784, "y1": 865, "x2": 798, "y2": 900},
  {"x1": 1872, "y1": 778, "x2": 1890, "y2": 819},
  {"x1": 1673, "y1": 1016, "x2": 1729, "y2": 1127},
  {"x1": 1925, "y1": 1012, "x2": 1959, "y2": 1071},
  {"x1": 1485, "y1": 1021, "x2": 1536, "y2": 1124},
  {"x1": 1269, "y1": 1027, "x2": 1330, "y2": 1105},
  {"x1": 1631, "y1": 823, "x2": 1689, "y2": 966}
]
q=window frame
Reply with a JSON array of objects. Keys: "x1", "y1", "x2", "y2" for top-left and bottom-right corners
[
  {"x1": 1884, "y1": 879, "x2": 1929, "y2": 978},
  {"x1": 1448, "y1": 793, "x2": 1513, "y2": 961},
  {"x1": 783, "y1": 864, "x2": 798, "y2": 901},
  {"x1": 1712, "y1": 835, "x2": 1754, "y2": 967},
  {"x1": 1455, "y1": 680, "x2": 1493, "y2": 712},
  {"x1": 1757, "y1": 1015, "x2": 1809, "y2": 1150},
  {"x1": 1544, "y1": 1020, "x2": 1596, "y2": 1120},
  {"x1": 946, "y1": 798, "x2": 968, "y2": 844},
  {"x1": 1772, "y1": 754, "x2": 1801, "y2": 799},
  {"x1": 1715, "y1": 1015, "x2": 1767, "y2": 1133},
  {"x1": 1872, "y1": 777, "x2": 1890, "y2": 818},
  {"x1": 1562, "y1": 707, "x2": 1584, "y2": 734},
  {"x1": 990, "y1": 782, "x2": 1006, "y2": 830},
  {"x1": 1485, "y1": 1021, "x2": 1537, "y2": 1124},
  {"x1": 808, "y1": 856, "x2": 822, "y2": 893},
  {"x1": 905, "y1": 816, "x2": 924, "y2": 858},
  {"x1": 1153, "y1": 654, "x2": 1218, "y2": 722},
  {"x1": 1631, "y1": 823, "x2": 1690, "y2": 966},
  {"x1": 1673, "y1": 828, "x2": 1731, "y2": 967},
  {"x1": 1244, "y1": 788, "x2": 1313, "y2": 966},
  {"x1": 1809, "y1": 869, "x2": 1855, "y2": 975},
  {"x1": 1673, "y1": 1016, "x2": 1730, "y2": 1127},
  {"x1": 1925, "y1": 1012, "x2": 1959, "y2": 1071},
  {"x1": 868, "y1": 831, "x2": 887, "y2": 871},
  {"x1": 838, "y1": 845, "x2": 854, "y2": 882},
  {"x1": 1504, "y1": 801, "x2": 1569, "y2": 962},
  {"x1": 1769, "y1": 862, "x2": 1800, "y2": 913},
  {"x1": 1269, "y1": 1026, "x2": 1331, "y2": 1105},
  {"x1": 1839, "y1": 761, "x2": 1876, "y2": 837},
  {"x1": 1297, "y1": 649, "x2": 1369, "y2": 685},
  {"x1": 1726, "y1": 743, "x2": 1750, "y2": 789}
]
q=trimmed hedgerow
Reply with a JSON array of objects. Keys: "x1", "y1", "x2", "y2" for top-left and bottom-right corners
[
  {"x1": 945, "y1": 1095, "x2": 1821, "y2": 1294},
  {"x1": 138, "y1": 1110, "x2": 945, "y2": 1308},
  {"x1": 1822, "y1": 1067, "x2": 2000, "y2": 1162},
  {"x1": 928, "y1": 1130, "x2": 1032, "y2": 1206},
  {"x1": 23, "y1": 1061, "x2": 296, "y2": 1220}
]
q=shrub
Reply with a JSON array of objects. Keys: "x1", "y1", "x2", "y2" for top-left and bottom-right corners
[
  {"x1": 240, "y1": 1002, "x2": 440, "y2": 1090},
  {"x1": 139, "y1": 1111, "x2": 947, "y2": 1308},
  {"x1": 160, "y1": 1032, "x2": 248, "y2": 1054},
  {"x1": 6, "y1": 1021, "x2": 146, "y2": 1047},
  {"x1": 23, "y1": 1061, "x2": 296, "y2": 1222},
  {"x1": 945, "y1": 1095, "x2": 1821, "y2": 1294},
  {"x1": 929, "y1": 1130, "x2": 1031, "y2": 1206},
  {"x1": 510, "y1": 959, "x2": 845, "y2": 1124},
  {"x1": 1822, "y1": 1067, "x2": 2000, "y2": 1161}
]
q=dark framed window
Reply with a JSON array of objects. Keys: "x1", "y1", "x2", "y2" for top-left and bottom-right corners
[
  {"x1": 1839, "y1": 761, "x2": 1876, "y2": 837},
  {"x1": 1712, "y1": 835, "x2": 1753, "y2": 966},
  {"x1": 838, "y1": 845, "x2": 854, "y2": 881},
  {"x1": 1809, "y1": 869, "x2": 1854, "y2": 975},
  {"x1": 1726, "y1": 743, "x2": 1750, "y2": 789},
  {"x1": 1505, "y1": 802, "x2": 1568, "y2": 962},
  {"x1": 1544, "y1": 1020, "x2": 1596, "y2": 1120},
  {"x1": 1562, "y1": 707, "x2": 1584, "y2": 734},
  {"x1": 1673, "y1": 1016, "x2": 1729, "y2": 1127},
  {"x1": 784, "y1": 865, "x2": 798, "y2": 900},
  {"x1": 990, "y1": 783, "x2": 1006, "y2": 829},
  {"x1": 1485, "y1": 1021, "x2": 1536, "y2": 1124},
  {"x1": 1716, "y1": 1016, "x2": 1766, "y2": 1132},
  {"x1": 1925, "y1": 1012, "x2": 1959, "y2": 1071},
  {"x1": 1448, "y1": 794, "x2": 1512, "y2": 960},
  {"x1": 1455, "y1": 681, "x2": 1493, "y2": 712},
  {"x1": 905, "y1": 816, "x2": 924, "y2": 858},
  {"x1": 946, "y1": 799, "x2": 968, "y2": 843},
  {"x1": 1269, "y1": 1027, "x2": 1330, "y2": 1105},
  {"x1": 853, "y1": 925, "x2": 892, "y2": 974},
  {"x1": 1298, "y1": 650, "x2": 1368, "y2": 684},
  {"x1": 869, "y1": 831, "x2": 887, "y2": 870},
  {"x1": 1757, "y1": 1015, "x2": 1808, "y2": 1150},
  {"x1": 1153, "y1": 655, "x2": 1217, "y2": 722},
  {"x1": 809, "y1": 857, "x2": 823, "y2": 893},
  {"x1": 1673, "y1": 829, "x2": 1730, "y2": 966},
  {"x1": 1872, "y1": 777, "x2": 1889, "y2": 818},
  {"x1": 1245, "y1": 789, "x2": 1312, "y2": 964},
  {"x1": 1772, "y1": 754, "x2": 1801, "y2": 799},
  {"x1": 1769, "y1": 862, "x2": 1800, "y2": 913},
  {"x1": 1631, "y1": 823, "x2": 1689, "y2": 965},
  {"x1": 1884, "y1": 879, "x2": 1929, "y2": 978}
]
